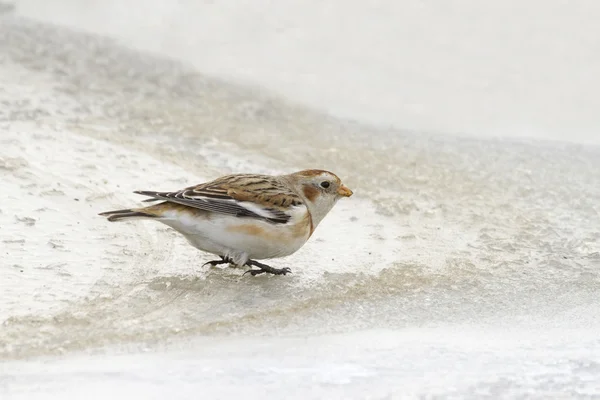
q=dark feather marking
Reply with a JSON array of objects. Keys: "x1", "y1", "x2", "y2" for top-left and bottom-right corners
[
  {"x1": 186, "y1": 192, "x2": 231, "y2": 200},
  {"x1": 98, "y1": 208, "x2": 155, "y2": 222},
  {"x1": 134, "y1": 190, "x2": 291, "y2": 224},
  {"x1": 131, "y1": 173, "x2": 306, "y2": 224}
]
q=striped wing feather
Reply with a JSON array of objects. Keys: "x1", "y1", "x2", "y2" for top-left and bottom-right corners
[{"x1": 135, "y1": 174, "x2": 304, "y2": 224}]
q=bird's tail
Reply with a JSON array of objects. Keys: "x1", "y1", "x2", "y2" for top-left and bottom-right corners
[{"x1": 98, "y1": 208, "x2": 157, "y2": 222}]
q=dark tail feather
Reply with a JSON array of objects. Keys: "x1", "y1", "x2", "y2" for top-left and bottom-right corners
[
  {"x1": 134, "y1": 191, "x2": 164, "y2": 202},
  {"x1": 98, "y1": 208, "x2": 155, "y2": 222}
]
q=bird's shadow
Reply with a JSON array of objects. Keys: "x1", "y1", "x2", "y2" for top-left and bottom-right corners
[
  {"x1": 139, "y1": 268, "x2": 307, "y2": 320},
  {"x1": 144, "y1": 266, "x2": 297, "y2": 295}
]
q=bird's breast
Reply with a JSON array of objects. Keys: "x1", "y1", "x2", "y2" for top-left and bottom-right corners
[
  {"x1": 224, "y1": 212, "x2": 311, "y2": 259},
  {"x1": 154, "y1": 203, "x2": 312, "y2": 260}
]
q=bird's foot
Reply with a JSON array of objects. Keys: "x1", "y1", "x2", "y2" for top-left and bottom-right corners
[
  {"x1": 202, "y1": 255, "x2": 234, "y2": 268},
  {"x1": 243, "y1": 259, "x2": 292, "y2": 276}
]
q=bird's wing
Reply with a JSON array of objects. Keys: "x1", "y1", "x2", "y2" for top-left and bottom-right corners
[{"x1": 134, "y1": 174, "x2": 305, "y2": 224}]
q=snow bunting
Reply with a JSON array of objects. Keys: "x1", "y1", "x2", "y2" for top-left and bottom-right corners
[{"x1": 99, "y1": 169, "x2": 353, "y2": 276}]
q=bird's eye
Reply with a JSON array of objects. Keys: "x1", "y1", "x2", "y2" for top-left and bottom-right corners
[{"x1": 320, "y1": 181, "x2": 330, "y2": 188}]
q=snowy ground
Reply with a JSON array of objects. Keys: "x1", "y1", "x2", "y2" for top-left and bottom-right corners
[{"x1": 2, "y1": 1, "x2": 600, "y2": 399}]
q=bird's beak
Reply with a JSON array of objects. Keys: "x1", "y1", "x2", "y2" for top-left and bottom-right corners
[{"x1": 337, "y1": 184, "x2": 353, "y2": 197}]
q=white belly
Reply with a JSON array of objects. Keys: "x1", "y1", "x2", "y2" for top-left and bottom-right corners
[{"x1": 156, "y1": 211, "x2": 311, "y2": 266}]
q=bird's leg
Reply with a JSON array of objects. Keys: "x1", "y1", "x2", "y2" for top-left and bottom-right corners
[
  {"x1": 243, "y1": 259, "x2": 292, "y2": 276},
  {"x1": 202, "y1": 255, "x2": 234, "y2": 268}
]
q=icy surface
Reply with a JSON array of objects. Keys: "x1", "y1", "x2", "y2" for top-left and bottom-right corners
[{"x1": 1, "y1": 2, "x2": 600, "y2": 399}]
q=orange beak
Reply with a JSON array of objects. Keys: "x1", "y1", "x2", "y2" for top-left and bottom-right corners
[{"x1": 337, "y1": 184, "x2": 353, "y2": 197}]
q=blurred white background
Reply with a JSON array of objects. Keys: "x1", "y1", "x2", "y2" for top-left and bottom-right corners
[{"x1": 13, "y1": 0, "x2": 600, "y2": 144}]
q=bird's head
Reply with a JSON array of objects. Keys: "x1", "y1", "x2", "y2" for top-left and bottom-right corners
[{"x1": 284, "y1": 169, "x2": 353, "y2": 227}]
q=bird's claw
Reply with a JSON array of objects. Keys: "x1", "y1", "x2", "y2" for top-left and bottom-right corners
[
  {"x1": 277, "y1": 267, "x2": 292, "y2": 275},
  {"x1": 202, "y1": 255, "x2": 233, "y2": 268},
  {"x1": 243, "y1": 269, "x2": 265, "y2": 276},
  {"x1": 202, "y1": 260, "x2": 218, "y2": 268},
  {"x1": 243, "y1": 261, "x2": 292, "y2": 276}
]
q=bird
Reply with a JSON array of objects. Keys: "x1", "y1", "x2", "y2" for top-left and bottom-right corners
[{"x1": 98, "y1": 169, "x2": 353, "y2": 276}]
